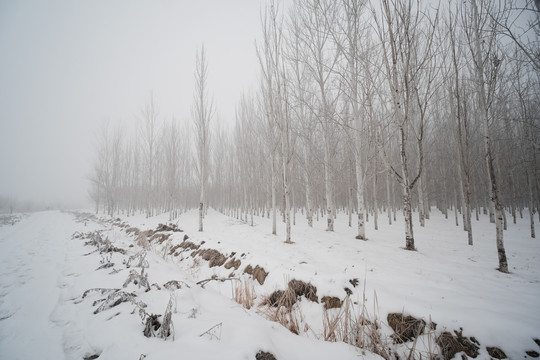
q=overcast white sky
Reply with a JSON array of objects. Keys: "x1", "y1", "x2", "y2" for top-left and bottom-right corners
[{"x1": 0, "y1": 0, "x2": 269, "y2": 207}]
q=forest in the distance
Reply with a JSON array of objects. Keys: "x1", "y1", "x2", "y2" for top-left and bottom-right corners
[{"x1": 88, "y1": 0, "x2": 539, "y2": 273}]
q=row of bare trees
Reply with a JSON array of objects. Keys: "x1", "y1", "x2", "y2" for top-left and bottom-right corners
[{"x1": 89, "y1": 0, "x2": 539, "y2": 273}]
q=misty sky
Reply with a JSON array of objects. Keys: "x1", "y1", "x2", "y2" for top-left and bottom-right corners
[{"x1": 0, "y1": 0, "x2": 266, "y2": 207}]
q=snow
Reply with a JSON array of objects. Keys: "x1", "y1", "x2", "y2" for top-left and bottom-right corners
[{"x1": 0, "y1": 208, "x2": 539, "y2": 359}]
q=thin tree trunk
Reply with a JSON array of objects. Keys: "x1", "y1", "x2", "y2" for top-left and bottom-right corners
[
  {"x1": 373, "y1": 161, "x2": 379, "y2": 231},
  {"x1": 528, "y1": 170, "x2": 536, "y2": 238},
  {"x1": 418, "y1": 174, "x2": 426, "y2": 227},
  {"x1": 324, "y1": 138, "x2": 335, "y2": 232},
  {"x1": 271, "y1": 159, "x2": 277, "y2": 235},
  {"x1": 355, "y1": 152, "x2": 366, "y2": 239},
  {"x1": 471, "y1": 0, "x2": 507, "y2": 272}
]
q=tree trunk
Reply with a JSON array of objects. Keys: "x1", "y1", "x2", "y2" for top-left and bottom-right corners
[
  {"x1": 355, "y1": 151, "x2": 366, "y2": 239},
  {"x1": 418, "y1": 174, "x2": 426, "y2": 227},
  {"x1": 528, "y1": 170, "x2": 536, "y2": 238},
  {"x1": 324, "y1": 138, "x2": 335, "y2": 232},
  {"x1": 271, "y1": 159, "x2": 277, "y2": 235},
  {"x1": 471, "y1": 0, "x2": 507, "y2": 272}
]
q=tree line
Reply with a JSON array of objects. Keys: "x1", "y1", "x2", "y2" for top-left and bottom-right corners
[{"x1": 89, "y1": 0, "x2": 539, "y2": 273}]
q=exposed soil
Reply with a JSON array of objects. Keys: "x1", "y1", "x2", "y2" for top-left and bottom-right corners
[
  {"x1": 193, "y1": 249, "x2": 227, "y2": 267},
  {"x1": 288, "y1": 279, "x2": 318, "y2": 303},
  {"x1": 155, "y1": 223, "x2": 183, "y2": 232},
  {"x1": 264, "y1": 289, "x2": 296, "y2": 309},
  {"x1": 224, "y1": 258, "x2": 241, "y2": 270},
  {"x1": 486, "y1": 346, "x2": 507, "y2": 359},
  {"x1": 255, "y1": 351, "x2": 277, "y2": 360},
  {"x1": 436, "y1": 330, "x2": 479, "y2": 360},
  {"x1": 526, "y1": 350, "x2": 540, "y2": 358},
  {"x1": 244, "y1": 265, "x2": 269, "y2": 285},
  {"x1": 387, "y1": 313, "x2": 426, "y2": 343},
  {"x1": 321, "y1": 296, "x2": 342, "y2": 310}
]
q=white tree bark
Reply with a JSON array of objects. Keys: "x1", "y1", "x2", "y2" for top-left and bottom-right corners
[
  {"x1": 192, "y1": 45, "x2": 213, "y2": 232},
  {"x1": 469, "y1": 0, "x2": 508, "y2": 272}
]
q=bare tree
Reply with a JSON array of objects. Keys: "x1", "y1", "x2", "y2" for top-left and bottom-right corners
[
  {"x1": 373, "y1": 0, "x2": 440, "y2": 250},
  {"x1": 295, "y1": 0, "x2": 341, "y2": 232},
  {"x1": 257, "y1": 1, "x2": 294, "y2": 243},
  {"x1": 448, "y1": 3, "x2": 474, "y2": 245},
  {"x1": 192, "y1": 45, "x2": 214, "y2": 232},
  {"x1": 140, "y1": 95, "x2": 159, "y2": 218},
  {"x1": 463, "y1": 0, "x2": 509, "y2": 272}
]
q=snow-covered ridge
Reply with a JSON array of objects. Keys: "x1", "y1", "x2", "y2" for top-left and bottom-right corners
[
  {"x1": 0, "y1": 209, "x2": 539, "y2": 359},
  {"x1": 107, "y1": 208, "x2": 539, "y2": 359}
]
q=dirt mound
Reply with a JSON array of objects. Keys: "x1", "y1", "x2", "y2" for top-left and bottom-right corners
[
  {"x1": 387, "y1": 313, "x2": 426, "y2": 343},
  {"x1": 321, "y1": 296, "x2": 342, "y2": 309},
  {"x1": 288, "y1": 279, "x2": 318, "y2": 302},
  {"x1": 256, "y1": 351, "x2": 277, "y2": 360},
  {"x1": 193, "y1": 249, "x2": 227, "y2": 267},
  {"x1": 264, "y1": 289, "x2": 296, "y2": 309},
  {"x1": 180, "y1": 241, "x2": 200, "y2": 250},
  {"x1": 156, "y1": 223, "x2": 183, "y2": 232},
  {"x1": 224, "y1": 258, "x2": 241, "y2": 270},
  {"x1": 244, "y1": 265, "x2": 269, "y2": 285},
  {"x1": 126, "y1": 227, "x2": 140, "y2": 236},
  {"x1": 486, "y1": 346, "x2": 507, "y2": 359},
  {"x1": 436, "y1": 330, "x2": 479, "y2": 360}
]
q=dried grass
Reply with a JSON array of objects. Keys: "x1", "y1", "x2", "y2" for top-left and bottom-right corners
[{"x1": 233, "y1": 278, "x2": 256, "y2": 309}]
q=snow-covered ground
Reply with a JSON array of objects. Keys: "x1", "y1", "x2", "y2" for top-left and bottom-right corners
[{"x1": 0, "y1": 208, "x2": 539, "y2": 359}]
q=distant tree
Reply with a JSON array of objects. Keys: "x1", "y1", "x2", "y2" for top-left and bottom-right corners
[
  {"x1": 192, "y1": 45, "x2": 213, "y2": 232},
  {"x1": 257, "y1": 1, "x2": 294, "y2": 243},
  {"x1": 140, "y1": 95, "x2": 159, "y2": 218}
]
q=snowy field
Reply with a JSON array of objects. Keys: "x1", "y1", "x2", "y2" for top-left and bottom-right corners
[{"x1": 0, "y1": 209, "x2": 539, "y2": 360}]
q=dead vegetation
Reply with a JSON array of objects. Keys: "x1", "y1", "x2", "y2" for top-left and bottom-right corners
[
  {"x1": 233, "y1": 278, "x2": 256, "y2": 309},
  {"x1": 436, "y1": 329, "x2": 480, "y2": 360},
  {"x1": 126, "y1": 250, "x2": 149, "y2": 268},
  {"x1": 90, "y1": 289, "x2": 140, "y2": 315},
  {"x1": 136, "y1": 230, "x2": 154, "y2": 249},
  {"x1": 264, "y1": 289, "x2": 297, "y2": 309},
  {"x1": 180, "y1": 241, "x2": 200, "y2": 251},
  {"x1": 143, "y1": 314, "x2": 162, "y2": 337},
  {"x1": 321, "y1": 296, "x2": 342, "y2": 310},
  {"x1": 156, "y1": 223, "x2": 183, "y2": 232},
  {"x1": 260, "y1": 300, "x2": 307, "y2": 335},
  {"x1": 163, "y1": 280, "x2": 190, "y2": 290},
  {"x1": 387, "y1": 313, "x2": 426, "y2": 343},
  {"x1": 486, "y1": 346, "x2": 507, "y2": 359},
  {"x1": 126, "y1": 227, "x2": 140, "y2": 236},
  {"x1": 74, "y1": 231, "x2": 126, "y2": 254},
  {"x1": 192, "y1": 248, "x2": 227, "y2": 267},
  {"x1": 288, "y1": 279, "x2": 318, "y2": 302},
  {"x1": 526, "y1": 350, "x2": 540, "y2": 358},
  {"x1": 123, "y1": 268, "x2": 151, "y2": 292},
  {"x1": 91, "y1": 215, "x2": 517, "y2": 358},
  {"x1": 255, "y1": 351, "x2": 277, "y2": 360},
  {"x1": 244, "y1": 265, "x2": 269, "y2": 285},
  {"x1": 196, "y1": 276, "x2": 239, "y2": 288},
  {"x1": 149, "y1": 232, "x2": 170, "y2": 245},
  {"x1": 224, "y1": 258, "x2": 241, "y2": 270}
]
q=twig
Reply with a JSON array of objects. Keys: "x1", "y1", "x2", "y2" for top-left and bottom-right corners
[{"x1": 196, "y1": 277, "x2": 239, "y2": 288}]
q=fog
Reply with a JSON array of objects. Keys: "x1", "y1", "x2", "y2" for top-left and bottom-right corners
[{"x1": 0, "y1": 0, "x2": 264, "y2": 209}]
